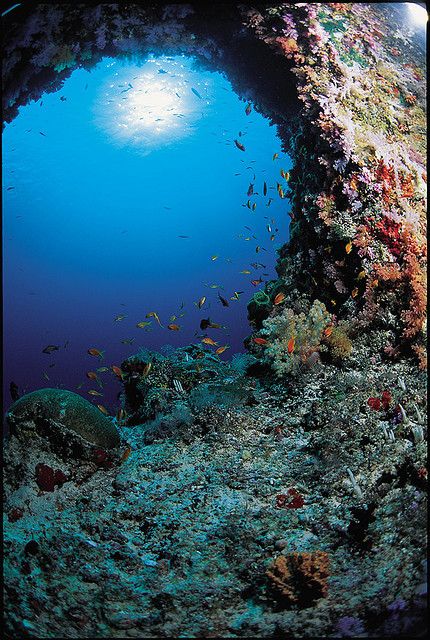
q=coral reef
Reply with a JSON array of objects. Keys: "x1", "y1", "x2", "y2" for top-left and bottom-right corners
[
  {"x1": 2, "y1": 2, "x2": 427, "y2": 638},
  {"x1": 243, "y1": 2, "x2": 426, "y2": 365}
]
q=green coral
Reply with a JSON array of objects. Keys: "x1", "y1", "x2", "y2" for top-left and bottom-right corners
[
  {"x1": 260, "y1": 300, "x2": 331, "y2": 377},
  {"x1": 325, "y1": 323, "x2": 353, "y2": 361}
]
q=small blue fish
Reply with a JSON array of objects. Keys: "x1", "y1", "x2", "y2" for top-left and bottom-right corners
[{"x1": 191, "y1": 87, "x2": 202, "y2": 99}]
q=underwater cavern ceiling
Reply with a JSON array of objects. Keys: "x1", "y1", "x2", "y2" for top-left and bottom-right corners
[{"x1": 3, "y1": 3, "x2": 427, "y2": 639}]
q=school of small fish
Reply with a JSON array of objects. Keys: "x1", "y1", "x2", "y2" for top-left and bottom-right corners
[{"x1": 23, "y1": 92, "x2": 292, "y2": 413}]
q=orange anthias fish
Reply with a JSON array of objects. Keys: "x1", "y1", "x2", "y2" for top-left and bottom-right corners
[
  {"x1": 201, "y1": 337, "x2": 218, "y2": 346},
  {"x1": 323, "y1": 325, "x2": 333, "y2": 338},
  {"x1": 345, "y1": 241, "x2": 353, "y2": 254},
  {"x1": 215, "y1": 345, "x2": 229, "y2": 355},
  {"x1": 97, "y1": 404, "x2": 109, "y2": 415},
  {"x1": 273, "y1": 292, "x2": 285, "y2": 305},
  {"x1": 168, "y1": 324, "x2": 180, "y2": 331},
  {"x1": 86, "y1": 371, "x2": 98, "y2": 380},
  {"x1": 351, "y1": 287, "x2": 359, "y2": 298},
  {"x1": 120, "y1": 446, "x2": 132, "y2": 463},
  {"x1": 234, "y1": 139, "x2": 245, "y2": 152},
  {"x1": 253, "y1": 337, "x2": 268, "y2": 345},
  {"x1": 88, "y1": 348, "x2": 104, "y2": 359},
  {"x1": 146, "y1": 311, "x2": 163, "y2": 327},
  {"x1": 251, "y1": 278, "x2": 263, "y2": 286},
  {"x1": 287, "y1": 337, "x2": 295, "y2": 354},
  {"x1": 111, "y1": 365, "x2": 123, "y2": 378}
]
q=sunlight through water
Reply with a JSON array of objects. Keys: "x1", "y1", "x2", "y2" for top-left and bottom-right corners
[{"x1": 94, "y1": 56, "x2": 211, "y2": 152}]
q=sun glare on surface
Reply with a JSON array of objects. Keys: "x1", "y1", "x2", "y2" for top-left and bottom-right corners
[{"x1": 94, "y1": 56, "x2": 211, "y2": 153}]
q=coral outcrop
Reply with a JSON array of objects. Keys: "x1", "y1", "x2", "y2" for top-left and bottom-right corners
[{"x1": 6, "y1": 388, "x2": 120, "y2": 449}]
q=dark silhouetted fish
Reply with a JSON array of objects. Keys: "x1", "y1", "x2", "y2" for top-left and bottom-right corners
[
  {"x1": 10, "y1": 381, "x2": 19, "y2": 401},
  {"x1": 218, "y1": 293, "x2": 229, "y2": 307},
  {"x1": 42, "y1": 345, "x2": 59, "y2": 354},
  {"x1": 191, "y1": 87, "x2": 202, "y2": 99}
]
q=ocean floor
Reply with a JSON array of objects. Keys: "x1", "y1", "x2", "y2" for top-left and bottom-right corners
[{"x1": 3, "y1": 343, "x2": 427, "y2": 638}]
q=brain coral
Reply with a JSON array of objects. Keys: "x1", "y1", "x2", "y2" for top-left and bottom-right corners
[{"x1": 6, "y1": 388, "x2": 120, "y2": 449}]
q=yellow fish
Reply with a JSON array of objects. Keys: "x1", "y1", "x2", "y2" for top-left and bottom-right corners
[
  {"x1": 273, "y1": 153, "x2": 279, "y2": 160},
  {"x1": 240, "y1": 270, "x2": 251, "y2": 274},
  {"x1": 114, "y1": 314, "x2": 126, "y2": 322},
  {"x1": 211, "y1": 255, "x2": 218, "y2": 261},
  {"x1": 146, "y1": 311, "x2": 163, "y2": 327},
  {"x1": 97, "y1": 404, "x2": 109, "y2": 415},
  {"x1": 357, "y1": 270, "x2": 366, "y2": 280},
  {"x1": 345, "y1": 241, "x2": 353, "y2": 254},
  {"x1": 136, "y1": 321, "x2": 151, "y2": 329}
]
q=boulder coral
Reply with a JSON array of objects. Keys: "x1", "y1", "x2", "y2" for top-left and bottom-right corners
[{"x1": 6, "y1": 388, "x2": 121, "y2": 450}]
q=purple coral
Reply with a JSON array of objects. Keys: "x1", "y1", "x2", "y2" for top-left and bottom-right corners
[{"x1": 335, "y1": 616, "x2": 365, "y2": 637}]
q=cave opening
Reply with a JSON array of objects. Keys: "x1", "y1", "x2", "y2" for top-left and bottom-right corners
[{"x1": 3, "y1": 46, "x2": 296, "y2": 412}]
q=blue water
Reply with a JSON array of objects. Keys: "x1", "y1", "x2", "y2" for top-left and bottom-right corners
[{"x1": 3, "y1": 55, "x2": 291, "y2": 413}]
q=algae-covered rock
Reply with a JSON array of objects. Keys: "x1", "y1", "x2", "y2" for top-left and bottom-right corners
[{"x1": 6, "y1": 388, "x2": 120, "y2": 449}]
